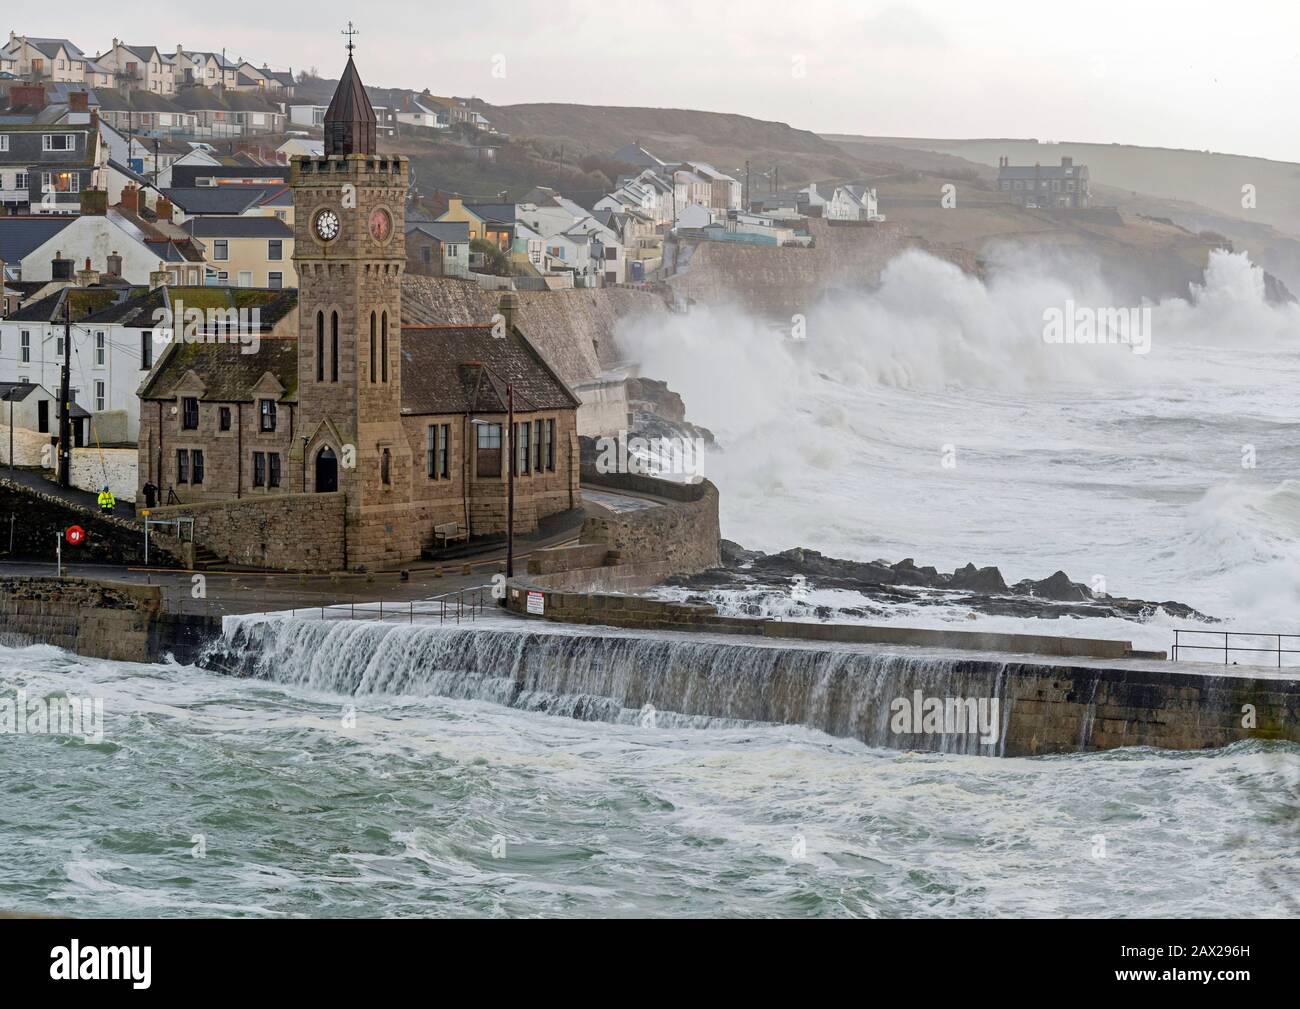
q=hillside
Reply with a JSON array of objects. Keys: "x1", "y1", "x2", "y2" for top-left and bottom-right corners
[
  {"x1": 826, "y1": 135, "x2": 1300, "y2": 237},
  {"x1": 481, "y1": 102, "x2": 873, "y2": 184}
]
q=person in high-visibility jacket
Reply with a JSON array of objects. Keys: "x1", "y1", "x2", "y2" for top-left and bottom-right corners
[{"x1": 97, "y1": 486, "x2": 116, "y2": 514}]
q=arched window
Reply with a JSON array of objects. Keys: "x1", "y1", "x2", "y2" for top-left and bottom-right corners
[
  {"x1": 315, "y1": 311, "x2": 324, "y2": 382},
  {"x1": 369, "y1": 311, "x2": 377, "y2": 383},
  {"x1": 330, "y1": 311, "x2": 339, "y2": 382},
  {"x1": 381, "y1": 311, "x2": 389, "y2": 383}
]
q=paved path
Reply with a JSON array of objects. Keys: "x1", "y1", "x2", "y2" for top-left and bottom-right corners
[{"x1": 0, "y1": 468, "x2": 137, "y2": 520}]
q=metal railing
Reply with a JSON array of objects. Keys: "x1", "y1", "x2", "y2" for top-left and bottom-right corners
[
  {"x1": 1172, "y1": 629, "x2": 1300, "y2": 667},
  {"x1": 284, "y1": 587, "x2": 492, "y2": 625}
]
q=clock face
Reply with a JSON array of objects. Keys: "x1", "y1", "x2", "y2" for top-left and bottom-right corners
[
  {"x1": 369, "y1": 207, "x2": 392, "y2": 243},
  {"x1": 313, "y1": 208, "x2": 340, "y2": 242}
]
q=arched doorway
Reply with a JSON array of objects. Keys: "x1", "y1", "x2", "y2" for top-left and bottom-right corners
[{"x1": 315, "y1": 446, "x2": 338, "y2": 492}]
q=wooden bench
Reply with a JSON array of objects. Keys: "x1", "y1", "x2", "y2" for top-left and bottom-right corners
[{"x1": 434, "y1": 522, "x2": 469, "y2": 549}]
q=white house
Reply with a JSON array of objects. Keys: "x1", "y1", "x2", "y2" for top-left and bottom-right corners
[
  {"x1": 681, "y1": 161, "x2": 742, "y2": 213},
  {"x1": 0, "y1": 285, "x2": 168, "y2": 443},
  {"x1": 276, "y1": 137, "x2": 324, "y2": 161},
  {"x1": 826, "y1": 184, "x2": 881, "y2": 222},
  {"x1": 155, "y1": 148, "x2": 221, "y2": 190},
  {"x1": 20, "y1": 213, "x2": 177, "y2": 284},
  {"x1": 674, "y1": 203, "x2": 714, "y2": 230}
]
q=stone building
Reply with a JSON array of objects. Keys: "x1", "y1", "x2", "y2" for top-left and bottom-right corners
[
  {"x1": 136, "y1": 51, "x2": 581, "y2": 568},
  {"x1": 997, "y1": 155, "x2": 1090, "y2": 209}
]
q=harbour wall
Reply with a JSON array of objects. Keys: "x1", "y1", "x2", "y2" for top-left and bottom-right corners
[
  {"x1": 0, "y1": 576, "x2": 215, "y2": 664},
  {"x1": 207, "y1": 614, "x2": 1300, "y2": 756},
  {"x1": 0, "y1": 574, "x2": 1295, "y2": 756}
]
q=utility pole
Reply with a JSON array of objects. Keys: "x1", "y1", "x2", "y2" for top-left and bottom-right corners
[
  {"x1": 744, "y1": 160, "x2": 750, "y2": 211},
  {"x1": 506, "y1": 382, "x2": 515, "y2": 578},
  {"x1": 58, "y1": 294, "x2": 71, "y2": 488}
]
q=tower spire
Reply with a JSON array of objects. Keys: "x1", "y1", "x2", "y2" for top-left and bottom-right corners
[{"x1": 323, "y1": 26, "x2": 376, "y2": 156}]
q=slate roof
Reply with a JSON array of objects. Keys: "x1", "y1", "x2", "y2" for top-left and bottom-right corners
[
  {"x1": 81, "y1": 284, "x2": 296, "y2": 330},
  {"x1": 0, "y1": 217, "x2": 76, "y2": 264},
  {"x1": 183, "y1": 216, "x2": 292, "y2": 239},
  {"x1": 138, "y1": 288, "x2": 301, "y2": 403},
  {"x1": 5, "y1": 285, "x2": 131, "y2": 323},
  {"x1": 169, "y1": 164, "x2": 289, "y2": 188},
  {"x1": 0, "y1": 381, "x2": 41, "y2": 402},
  {"x1": 998, "y1": 162, "x2": 1089, "y2": 181},
  {"x1": 162, "y1": 187, "x2": 268, "y2": 215},
  {"x1": 324, "y1": 54, "x2": 376, "y2": 156},
  {"x1": 462, "y1": 202, "x2": 516, "y2": 224},
  {"x1": 406, "y1": 221, "x2": 469, "y2": 245},
  {"x1": 140, "y1": 332, "x2": 299, "y2": 403},
  {"x1": 21, "y1": 38, "x2": 86, "y2": 60},
  {"x1": 95, "y1": 89, "x2": 187, "y2": 115},
  {"x1": 400, "y1": 324, "x2": 581, "y2": 415}
]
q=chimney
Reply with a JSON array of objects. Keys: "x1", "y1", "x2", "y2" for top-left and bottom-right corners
[
  {"x1": 120, "y1": 183, "x2": 139, "y2": 212},
  {"x1": 149, "y1": 261, "x2": 170, "y2": 290},
  {"x1": 106, "y1": 251, "x2": 123, "y2": 278},
  {"x1": 155, "y1": 195, "x2": 174, "y2": 221},
  {"x1": 9, "y1": 83, "x2": 45, "y2": 112},
  {"x1": 68, "y1": 90, "x2": 88, "y2": 113},
  {"x1": 79, "y1": 188, "x2": 108, "y2": 216},
  {"x1": 51, "y1": 251, "x2": 73, "y2": 281},
  {"x1": 76, "y1": 257, "x2": 100, "y2": 287},
  {"x1": 498, "y1": 292, "x2": 519, "y2": 332}
]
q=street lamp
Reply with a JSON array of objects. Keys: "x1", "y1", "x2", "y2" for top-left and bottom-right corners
[{"x1": 2, "y1": 387, "x2": 12, "y2": 473}]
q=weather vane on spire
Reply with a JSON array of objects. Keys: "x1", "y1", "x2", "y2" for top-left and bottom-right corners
[{"x1": 342, "y1": 21, "x2": 359, "y2": 54}]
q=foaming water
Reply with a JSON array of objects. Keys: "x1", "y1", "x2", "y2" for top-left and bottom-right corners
[
  {"x1": 619, "y1": 249, "x2": 1300, "y2": 637},
  {"x1": 1, "y1": 642, "x2": 1294, "y2": 918},
  {"x1": 209, "y1": 615, "x2": 1013, "y2": 755}
]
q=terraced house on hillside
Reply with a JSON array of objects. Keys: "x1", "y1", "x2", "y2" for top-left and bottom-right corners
[{"x1": 0, "y1": 122, "x2": 102, "y2": 215}]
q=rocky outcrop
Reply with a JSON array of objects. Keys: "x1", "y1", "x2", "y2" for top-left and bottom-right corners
[{"x1": 671, "y1": 543, "x2": 1210, "y2": 623}]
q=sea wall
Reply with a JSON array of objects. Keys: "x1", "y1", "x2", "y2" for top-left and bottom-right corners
[
  {"x1": 207, "y1": 615, "x2": 1300, "y2": 756},
  {"x1": 577, "y1": 467, "x2": 721, "y2": 574},
  {"x1": 147, "y1": 492, "x2": 346, "y2": 572},
  {"x1": 0, "y1": 576, "x2": 215, "y2": 663}
]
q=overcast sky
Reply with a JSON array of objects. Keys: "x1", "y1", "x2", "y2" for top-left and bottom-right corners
[{"x1": 28, "y1": 0, "x2": 1300, "y2": 162}]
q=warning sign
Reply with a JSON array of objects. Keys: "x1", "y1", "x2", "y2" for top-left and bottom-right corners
[{"x1": 526, "y1": 591, "x2": 545, "y2": 615}]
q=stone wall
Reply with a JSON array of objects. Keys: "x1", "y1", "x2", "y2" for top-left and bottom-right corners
[
  {"x1": 0, "y1": 425, "x2": 50, "y2": 467},
  {"x1": 60, "y1": 447, "x2": 137, "y2": 503},
  {"x1": 148, "y1": 491, "x2": 345, "y2": 572},
  {"x1": 499, "y1": 584, "x2": 1299, "y2": 755},
  {"x1": 578, "y1": 467, "x2": 721, "y2": 575},
  {"x1": 0, "y1": 477, "x2": 172, "y2": 565},
  {"x1": 0, "y1": 577, "x2": 216, "y2": 664}
]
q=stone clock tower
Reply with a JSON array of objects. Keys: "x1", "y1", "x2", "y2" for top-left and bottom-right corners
[{"x1": 291, "y1": 47, "x2": 412, "y2": 567}]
